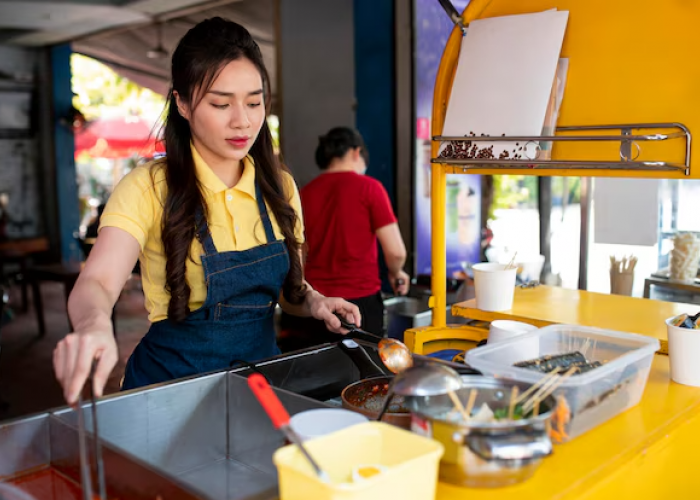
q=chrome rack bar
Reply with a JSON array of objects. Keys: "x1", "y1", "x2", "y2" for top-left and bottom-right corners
[
  {"x1": 432, "y1": 123, "x2": 692, "y2": 175},
  {"x1": 432, "y1": 159, "x2": 685, "y2": 172}
]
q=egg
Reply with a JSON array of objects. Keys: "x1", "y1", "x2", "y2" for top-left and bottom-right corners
[{"x1": 351, "y1": 464, "x2": 388, "y2": 483}]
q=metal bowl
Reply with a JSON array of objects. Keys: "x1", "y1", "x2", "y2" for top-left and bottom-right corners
[{"x1": 407, "y1": 376, "x2": 556, "y2": 488}]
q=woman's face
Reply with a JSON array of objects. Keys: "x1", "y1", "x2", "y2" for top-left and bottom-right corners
[{"x1": 177, "y1": 57, "x2": 266, "y2": 165}]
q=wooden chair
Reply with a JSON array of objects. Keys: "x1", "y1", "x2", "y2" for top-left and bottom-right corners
[{"x1": 0, "y1": 237, "x2": 50, "y2": 313}]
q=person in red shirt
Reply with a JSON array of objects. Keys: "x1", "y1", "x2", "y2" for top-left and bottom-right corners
[{"x1": 279, "y1": 127, "x2": 409, "y2": 349}]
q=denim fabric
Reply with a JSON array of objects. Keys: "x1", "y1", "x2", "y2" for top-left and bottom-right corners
[{"x1": 122, "y1": 181, "x2": 288, "y2": 390}]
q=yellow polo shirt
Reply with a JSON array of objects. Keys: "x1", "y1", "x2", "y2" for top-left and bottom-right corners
[{"x1": 99, "y1": 145, "x2": 304, "y2": 322}]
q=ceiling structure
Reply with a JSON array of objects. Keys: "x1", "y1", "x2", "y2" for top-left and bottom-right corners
[{"x1": 0, "y1": 0, "x2": 276, "y2": 99}]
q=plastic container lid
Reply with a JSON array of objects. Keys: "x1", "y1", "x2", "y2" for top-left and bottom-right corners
[{"x1": 466, "y1": 324, "x2": 660, "y2": 387}]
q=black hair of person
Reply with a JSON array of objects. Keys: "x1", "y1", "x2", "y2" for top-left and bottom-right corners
[{"x1": 314, "y1": 127, "x2": 369, "y2": 170}]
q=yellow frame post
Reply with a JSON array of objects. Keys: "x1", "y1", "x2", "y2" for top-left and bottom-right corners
[{"x1": 430, "y1": 0, "x2": 492, "y2": 327}]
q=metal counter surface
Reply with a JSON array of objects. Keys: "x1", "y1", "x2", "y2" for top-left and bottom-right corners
[{"x1": 42, "y1": 343, "x2": 375, "y2": 499}]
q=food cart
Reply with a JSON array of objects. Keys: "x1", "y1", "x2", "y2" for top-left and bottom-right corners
[{"x1": 2, "y1": 0, "x2": 700, "y2": 498}]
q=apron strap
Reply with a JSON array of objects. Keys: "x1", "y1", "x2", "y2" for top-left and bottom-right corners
[
  {"x1": 195, "y1": 207, "x2": 218, "y2": 256},
  {"x1": 254, "y1": 180, "x2": 276, "y2": 244}
]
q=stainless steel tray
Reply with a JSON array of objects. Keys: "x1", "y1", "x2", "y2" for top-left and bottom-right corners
[
  {"x1": 1, "y1": 343, "x2": 390, "y2": 499},
  {"x1": 0, "y1": 413, "x2": 199, "y2": 499},
  {"x1": 53, "y1": 371, "x2": 330, "y2": 500}
]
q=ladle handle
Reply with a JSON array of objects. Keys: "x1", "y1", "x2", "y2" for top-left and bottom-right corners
[
  {"x1": 376, "y1": 392, "x2": 395, "y2": 422},
  {"x1": 338, "y1": 339, "x2": 387, "y2": 379},
  {"x1": 248, "y1": 373, "x2": 290, "y2": 429},
  {"x1": 248, "y1": 374, "x2": 330, "y2": 483}
]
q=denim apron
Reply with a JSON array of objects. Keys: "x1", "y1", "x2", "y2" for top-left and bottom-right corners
[{"x1": 122, "y1": 181, "x2": 288, "y2": 390}]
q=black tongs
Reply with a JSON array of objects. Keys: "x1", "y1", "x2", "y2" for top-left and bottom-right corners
[
  {"x1": 77, "y1": 360, "x2": 106, "y2": 500},
  {"x1": 334, "y1": 312, "x2": 384, "y2": 343}
]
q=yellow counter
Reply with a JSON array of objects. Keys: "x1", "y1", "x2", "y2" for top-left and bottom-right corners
[
  {"x1": 436, "y1": 355, "x2": 700, "y2": 499},
  {"x1": 452, "y1": 285, "x2": 698, "y2": 354},
  {"x1": 421, "y1": 288, "x2": 700, "y2": 497}
]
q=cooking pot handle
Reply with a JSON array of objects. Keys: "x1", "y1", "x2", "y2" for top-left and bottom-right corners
[
  {"x1": 338, "y1": 339, "x2": 387, "y2": 379},
  {"x1": 465, "y1": 429, "x2": 553, "y2": 462}
]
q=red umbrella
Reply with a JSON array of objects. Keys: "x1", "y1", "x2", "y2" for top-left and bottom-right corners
[{"x1": 74, "y1": 115, "x2": 165, "y2": 159}]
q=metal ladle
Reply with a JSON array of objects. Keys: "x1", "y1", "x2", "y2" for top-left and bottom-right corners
[
  {"x1": 335, "y1": 315, "x2": 413, "y2": 374},
  {"x1": 376, "y1": 363, "x2": 464, "y2": 422}
]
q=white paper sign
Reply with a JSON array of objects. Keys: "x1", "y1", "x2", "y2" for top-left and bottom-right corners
[
  {"x1": 594, "y1": 178, "x2": 660, "y2": 246},
  {"x1": 441, "y1": 10, "x2": 569, "y2": 160}
]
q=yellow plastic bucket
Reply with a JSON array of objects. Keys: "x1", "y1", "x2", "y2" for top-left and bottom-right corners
[{"x1": 273, "y1": 421, "x2": 444, "y2": 500}]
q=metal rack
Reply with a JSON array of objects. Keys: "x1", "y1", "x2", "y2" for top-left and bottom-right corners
[{"x1": 432, "y1": 123, "x2": 692, "y2": 176}]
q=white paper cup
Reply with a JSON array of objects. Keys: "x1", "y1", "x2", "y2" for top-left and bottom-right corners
[
  {"x1": 289, "y1": 408, "x2": 368, "y2": 442},
  {"x1": 473, "y1": 263, "x2": 518, "y2": 312},
  {"x1": 666, "y1": 316, "x2": 700, "y2": 387},
  {"x1": 488, "y1": 320, "x2": 539, "y2": 364}
]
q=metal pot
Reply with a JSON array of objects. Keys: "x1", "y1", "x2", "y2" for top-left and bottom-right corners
[
  {"x1": 340, "y1": 376, "x2": 413, "y2": 429},
  {"x1": 408, "y1": 377, "x2": 556, "y2": 488},
  {"x1": 336, "y1": 339, "x2": 479, "y2": 430},
  {"x1": 337, "y1": 340, "x2": 414, "y2": 429}
]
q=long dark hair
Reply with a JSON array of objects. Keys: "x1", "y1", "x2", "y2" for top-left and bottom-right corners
[{"x1": 160, "y1": 17, "x2": 306, "y2": 322}]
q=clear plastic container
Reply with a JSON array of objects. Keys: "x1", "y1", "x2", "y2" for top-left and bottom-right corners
[
  {"x1": 274, "y1": 422, "x2": 443, "y2": 500},
  {"x1": 465, "y1": 325, "x2": 660, "y2": 442}
]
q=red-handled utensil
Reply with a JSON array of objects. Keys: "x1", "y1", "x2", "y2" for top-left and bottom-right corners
[{"x1": 247, "y1": 373, "x2": 331, "y2": 483}]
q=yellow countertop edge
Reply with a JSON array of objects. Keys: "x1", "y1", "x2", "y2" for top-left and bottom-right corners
[{"x1": 450, "y1": 301, "x2": 670, "y2": 355}]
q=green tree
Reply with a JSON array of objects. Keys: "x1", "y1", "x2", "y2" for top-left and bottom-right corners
[{"x1": 71, "y1": 54, "x2": 165, "y2": 121}]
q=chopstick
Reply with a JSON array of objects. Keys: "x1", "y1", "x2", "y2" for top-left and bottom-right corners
[
  {"x1": 513, "y1": 368, "x2": 561, "y2": 406},
  {"x1": 77, "y1": 360, "x2": 106, "y2": 500},
  {"x1": 447, "y1": 390, "x2": 470, "y2": 421},
  {"x1": 508, "y1": 386, "x2": 519, "y2": 420},
  {"x1": 464, "y1": 389, "x2": 478, "y2": 418},
  {"x1": 523, "y1": 367, "x2": 578, "y2": 414}
]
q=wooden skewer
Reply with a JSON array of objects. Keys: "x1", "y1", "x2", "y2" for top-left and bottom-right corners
[
  {"x1": 464, "y1": 389, "x2": 478, "y2": 419},
  {"x1": 514, "y1": 370, "x2": 559, "y2": 406},
  {"x1": 447, "y1": 390, "x2": 469, "y2": 421},
  {"x1": 508, "y1": 386, "x2": 519, "y2": 420},
  {"x1": 521, "y1": 371, "x2": 563, "y2": 410},
  {"x1": 523, "y1": 367, "x2": 578, "y2": 414},
  {"x1": 524, "y1": 374, "x2": 572, "y2": 414},
  {"x1": 514, "y1": 368, "x2": 561, "y2": 405},
  {"x1": 533, "y1": 399, "x2": 541, "y2": 417},
  {"x1": 506, "y1": 251, "x2": 518, "y2": 270}
]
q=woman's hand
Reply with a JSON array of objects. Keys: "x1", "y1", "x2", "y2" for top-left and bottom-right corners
[
  {"x1": 54, "y1": 227, "x2": 140, "y2": 404},
  {"x1": 53, "y1": 322, "x2": 118, "y2": 405},
  {"x1": 307, "y1": 291, "x2": 362, "y2": 333}
]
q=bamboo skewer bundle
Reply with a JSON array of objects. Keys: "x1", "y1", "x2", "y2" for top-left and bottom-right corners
[
  {"x1": 523, "y1": 367, "x2": 578, "y2": 414},
  {"x1": 610, "y1": 254, "x2": 637, "y2": 296}
]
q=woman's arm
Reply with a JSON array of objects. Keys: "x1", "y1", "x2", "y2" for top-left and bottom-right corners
[{"x1": 54, "y1": 227, "x2": 141, "y2": 403}]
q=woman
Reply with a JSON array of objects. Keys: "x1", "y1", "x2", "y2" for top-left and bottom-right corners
[
  {"x1": 53, "y1": 18, "x2": 360, "y2": 404},
  {"x1": 280, "y1": 128, "x2": 409, "y2": 348}
]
